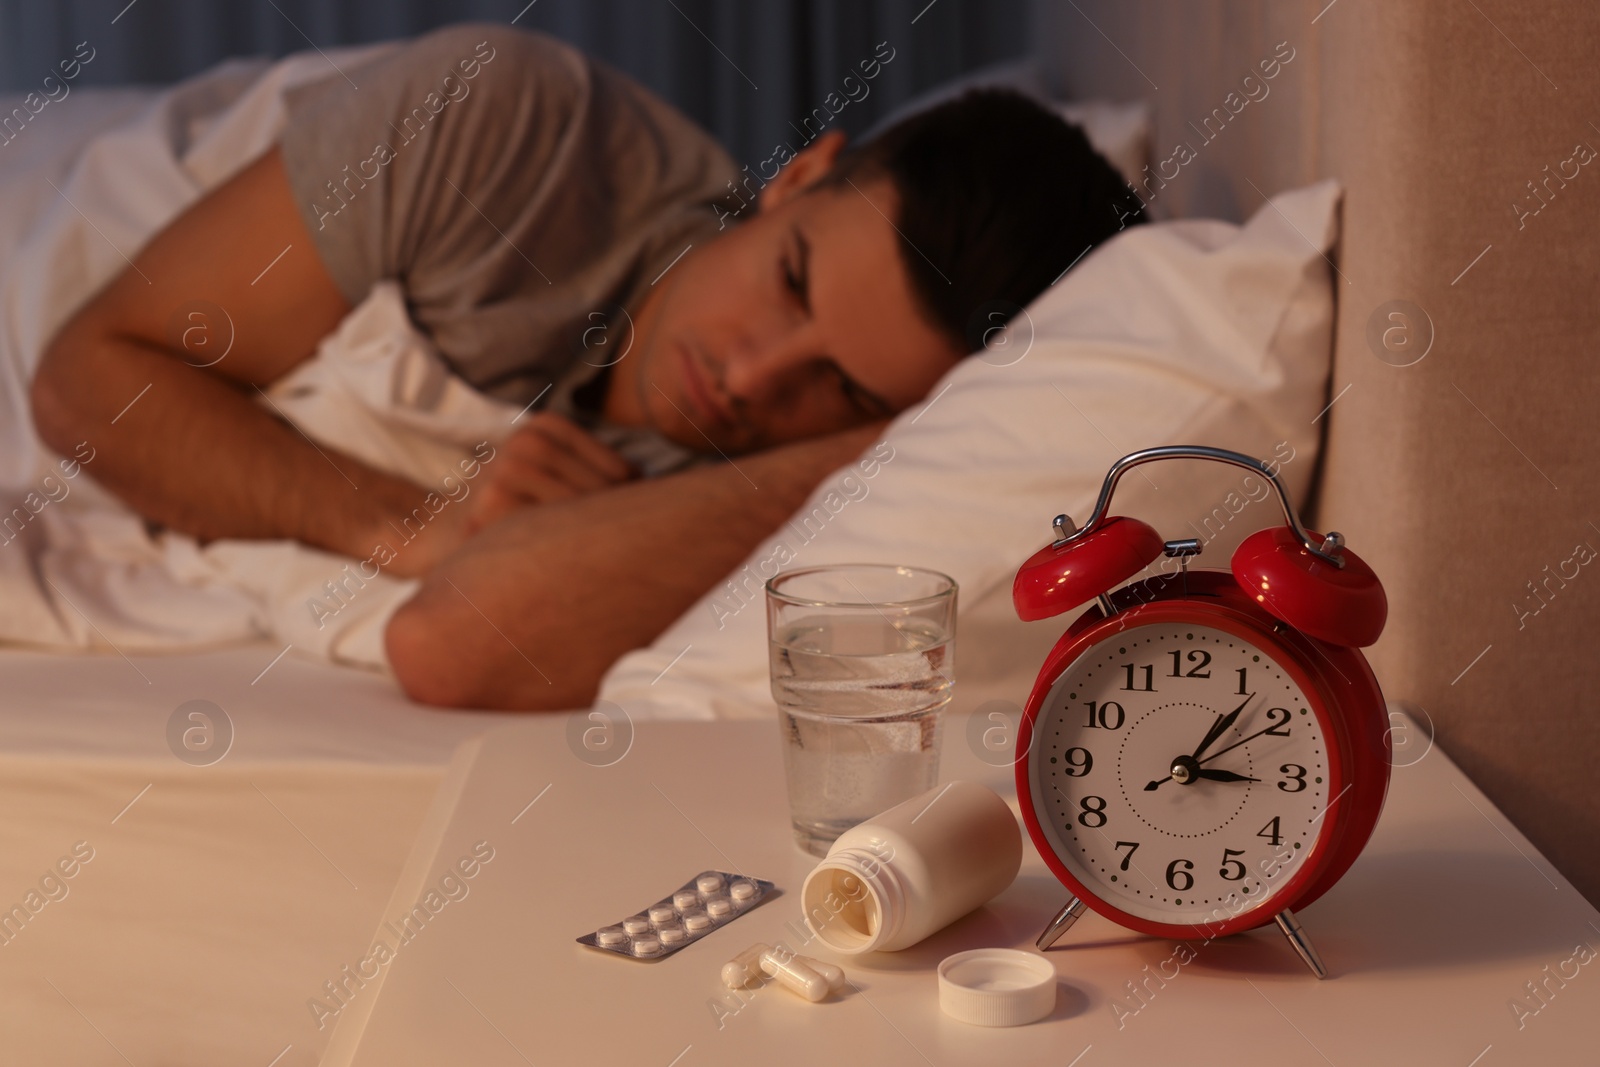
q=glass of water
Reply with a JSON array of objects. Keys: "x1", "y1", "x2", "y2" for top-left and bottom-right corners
[{"x1": 765, "y1": 564, "x2": 957, "y2": 856}]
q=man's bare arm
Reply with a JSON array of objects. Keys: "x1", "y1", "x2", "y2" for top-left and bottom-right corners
[
  {"x1": 29, "y1": 146, "x2": 464, "y2": 575},
  {"x1": 385, "y1": 424, "x2": 885, "y2": 710}
]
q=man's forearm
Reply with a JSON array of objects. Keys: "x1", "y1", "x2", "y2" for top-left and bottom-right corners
[
  {"x1": 31, "y1": 330, "x2": 446, "y2": 569},
  {"x1": 385, "y1": 422, "x2": 886, "y2": 710}
]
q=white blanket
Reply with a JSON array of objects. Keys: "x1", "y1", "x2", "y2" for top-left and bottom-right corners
[{"x1": 0, "y1": 46, "x2": 524, "y2": 670}]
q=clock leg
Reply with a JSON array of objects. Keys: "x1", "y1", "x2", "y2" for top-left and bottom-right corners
[
  {"x1": 1036, "y1": 896, "x2": 1087, "y2": 951},
  {"x1": 1273, "y1": 908, "x2": 1327, "y2": 979}
]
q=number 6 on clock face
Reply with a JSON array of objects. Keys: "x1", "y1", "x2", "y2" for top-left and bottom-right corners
[{"x1": 1029, "y1": 622, "x2": 1329, "y2": 930}]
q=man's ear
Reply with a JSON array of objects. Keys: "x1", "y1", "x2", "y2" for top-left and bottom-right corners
[{"x1": 758, "y1": 130, "x2": 848, "y2": 213}]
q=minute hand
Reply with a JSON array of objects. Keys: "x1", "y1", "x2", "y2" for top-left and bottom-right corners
[
  {"x1": 1192, "y1": 694, "x2": 1254, "y2": 761},
  {"x1": 1197, "y1": 718, "x2": 1286, "y2": 766}
]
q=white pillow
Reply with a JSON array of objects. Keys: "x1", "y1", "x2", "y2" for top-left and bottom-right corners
[{"x1": 599, "y1": 180, "x2": 1342, "y2": 719}]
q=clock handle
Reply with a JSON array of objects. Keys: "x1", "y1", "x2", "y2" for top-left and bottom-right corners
[
  {"x1": 1274, "y1": 908, "x2": 1328, "y2": 979},
  {"x1": 1054, "y1": 445, "x2": 1346, "y2": 569},
  {"x1": 1035, "y1": 895, "x2": 1087, "y2": 951}
]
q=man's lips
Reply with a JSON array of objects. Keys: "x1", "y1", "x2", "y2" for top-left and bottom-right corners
[{"x1": 677, "y1": 345, "x2": 733, "y2": 428}]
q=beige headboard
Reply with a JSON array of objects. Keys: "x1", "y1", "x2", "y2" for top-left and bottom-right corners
[{"x1": 1036, "y1": 0, "x2": 1600, "y2": 904}]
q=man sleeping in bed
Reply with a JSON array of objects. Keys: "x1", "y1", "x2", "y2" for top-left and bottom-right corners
[{"x1": 27, "y1": 25, "x2": 1139, "y2": 710}]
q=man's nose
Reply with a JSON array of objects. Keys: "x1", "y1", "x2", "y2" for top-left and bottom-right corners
[{"x1": 722, "y1": 331, "x2": 816, "y2": 406}]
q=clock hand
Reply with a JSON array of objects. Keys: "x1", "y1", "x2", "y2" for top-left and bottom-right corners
[
  {"x1": 1190, "y1": 694, "x2": 1255, "y2": 761},
  {"x1": 1145, "y1": 759, "x2": 1262, "y2": 789},
  {"x1": 1193, "y1": 768, "x2": 1259, "y2": 783},
  {"x1": 1145, "y1": 694, "x2": 1258, "y2": 790},
  {"x1": 1196, "y1": 720, "x2": 1283, "y2": 767}
]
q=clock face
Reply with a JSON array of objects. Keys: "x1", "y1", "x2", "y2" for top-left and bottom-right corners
[{"x1": 1026, "y1": 621, "x2": 1333, "y2": 928}]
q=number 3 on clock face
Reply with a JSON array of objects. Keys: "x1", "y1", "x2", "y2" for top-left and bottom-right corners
[{"x1": 1027, "y1": 622, "x2": 1334, "y2": 933}]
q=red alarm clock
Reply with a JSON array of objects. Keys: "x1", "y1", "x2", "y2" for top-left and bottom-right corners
[{"x1": 1011, "y1": 445, "x2": 1390, "y2": 978}]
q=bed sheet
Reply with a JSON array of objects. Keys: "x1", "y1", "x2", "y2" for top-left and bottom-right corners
[
  {"x1": 0, "y1": 87, "x2": 158, "y2": 244},
  {"x1": 0, "y1": 642, "x2": 508, "y2": 765}
]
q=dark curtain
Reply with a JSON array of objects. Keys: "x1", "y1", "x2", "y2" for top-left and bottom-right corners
[{"x1": 0, "y1": 0, "x2": 1028, "y2": 165}]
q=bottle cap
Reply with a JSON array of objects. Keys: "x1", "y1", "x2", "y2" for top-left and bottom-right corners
[{"x1": 937, "y1": 949, "x2": 1056, "y2": 1027}]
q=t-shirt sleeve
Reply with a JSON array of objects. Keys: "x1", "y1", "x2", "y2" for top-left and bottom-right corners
[
  {"x1": 276, "y1": 24, "x2": 591, "y2": 308},
  {"x1": 275, "y1": 23, "x2": 739, "y2": 394}
]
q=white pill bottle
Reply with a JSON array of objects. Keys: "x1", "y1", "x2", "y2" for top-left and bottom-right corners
[{"x1": 799, "y1": 780, "x2": 1022, "y2": 954}]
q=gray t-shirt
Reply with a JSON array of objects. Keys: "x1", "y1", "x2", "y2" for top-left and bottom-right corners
[{"x1": 277, "y1": 24, "x2": 739, "y2": 457}]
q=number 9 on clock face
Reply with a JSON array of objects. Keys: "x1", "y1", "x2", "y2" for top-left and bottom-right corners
[{"x1": 1025, "y1": 622, "x2": 1333, "y2": 931}]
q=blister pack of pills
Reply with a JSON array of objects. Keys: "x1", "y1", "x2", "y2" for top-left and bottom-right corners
[{"x1": 577, "y1": 870, "x2": 777, "y2": 961}]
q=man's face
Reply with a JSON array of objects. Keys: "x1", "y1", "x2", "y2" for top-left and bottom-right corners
[{"x1": 605, "y1": 167, "x2": 966, "y2": 455}]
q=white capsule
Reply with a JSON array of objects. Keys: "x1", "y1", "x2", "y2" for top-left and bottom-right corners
[
  {"x1": 621, "y1": 916, "x2": 653, "y2": 937},
  {"x1": 721, "y1": 942, "x2": 773, "y2": 989},
  {"x1": 684, "y1": 912, "x2": 713, "y2": 934},
  {"x1": 729, "y1": 880, "x2": 758, "y2": 905},
  {"x1": 658, "y1": 924, "x2": 686, "y2": 945},
  {"x1": 760, "y1": 948, "x2": 829, "y2": 1002},
  {"x1": 696, "y1": 873, "x2": 725, "y2": 895},
  {"x1": 673, "y1": 890, "x2": 701, "y2": 911},
  {"x1": 631, "y1": 936, "x2": 663, "y2": 957},
  {"x1": 648, "y1": 903, "x2": 677, "y2": 925},
  {"x1": 794, "y1": 954, "x2": 846, "y2": 993},
  {"x1": 596, "y1": 926, "x2": 629, "y2": 948},
  {"x1": 706, "y1": 896, "x2": 734, "y2": 921}
]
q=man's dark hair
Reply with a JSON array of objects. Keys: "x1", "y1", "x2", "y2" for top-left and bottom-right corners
[{"x1": 825, "y1": 88, "x2": 1145, "y2": 352}]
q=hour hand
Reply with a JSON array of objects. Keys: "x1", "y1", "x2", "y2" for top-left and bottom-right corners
[
  {"x1": 1194, "y1": 768, "x2": 1259, "y2": 784},
  {"x1": 1145, "y1": 760, "x2": 1260, "y2": 790}
]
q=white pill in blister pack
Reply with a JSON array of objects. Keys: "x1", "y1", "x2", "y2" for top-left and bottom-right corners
[{"x1": 576, "y1": 870, "x2": 777, "y2": 962}]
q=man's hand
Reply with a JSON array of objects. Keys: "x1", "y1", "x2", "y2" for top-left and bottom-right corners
[
  {"x1": 386, "y1": 421, "x2": 886, "y2": 710},
  {"x1": 367, "y1": 497, "x2": 475, "y2": 580},
  {"x1": 465, "y1": 414, "x2": 636, "y2": 534}
]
